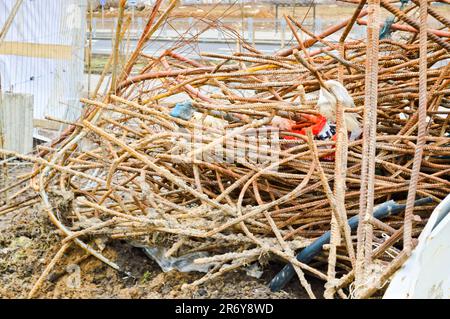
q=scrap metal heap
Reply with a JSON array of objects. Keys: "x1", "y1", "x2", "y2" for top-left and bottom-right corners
[{"x1": 2, "y1": 0, "x2": 449, "y2": 298}]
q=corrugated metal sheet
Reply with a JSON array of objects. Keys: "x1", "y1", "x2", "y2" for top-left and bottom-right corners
[{"x1": 0, "y1": 92, "x2": 33, "y2": 153}]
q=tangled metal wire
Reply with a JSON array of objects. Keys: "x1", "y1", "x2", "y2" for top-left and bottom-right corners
[{"x1": 1, "y1": 0, "x2": 449, "y2": 299}]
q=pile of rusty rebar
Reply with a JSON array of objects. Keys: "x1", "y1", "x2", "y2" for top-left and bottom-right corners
[{"x1": 1, "y1": 0, "x2": 449, "y2": 299}]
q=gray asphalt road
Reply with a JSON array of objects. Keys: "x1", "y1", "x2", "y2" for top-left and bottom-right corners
[{"x1": 91, "y1": 38, "x2": 286, "y2": 58}]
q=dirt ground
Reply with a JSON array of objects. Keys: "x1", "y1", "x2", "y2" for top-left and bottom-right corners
[{"x1": 0, "y1": 187, "x2": 324, "y2": 299}]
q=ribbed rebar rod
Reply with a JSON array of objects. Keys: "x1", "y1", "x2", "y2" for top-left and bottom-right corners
[
  {"x1": 356, "y1": 0, "x2": 380, "y2": 295},
  {"x1": 403, "y1": 0, "x2": 429, "y2": 254},
  {"x1": 380, "y1": 0, "x2": 450, "y2": 51}
]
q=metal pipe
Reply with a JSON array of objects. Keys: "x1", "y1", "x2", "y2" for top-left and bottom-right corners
[{"x1": 268, "y1": 197, "x2": 433, "y2": 292}]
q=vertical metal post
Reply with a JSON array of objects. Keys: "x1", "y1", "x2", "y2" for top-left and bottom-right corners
[
  {"x1": 248, "y1": 17, "x2": 254, "y2": 45},
  {"x1": 92, "y1": 16, "x2": 97, "y2": 37},
  {"x1": 139, "y1": 17, "x2": 144, "y2": 32},
  {"x1": 313, "y1": 4, "x2": 317, "y2": 33},
  {"x1": 316, "y1": 18, "x2": 322, "y2": 35},
  {"x1": 280, "y1": 18, "x2": 286, "y2": 48},
  {"x1": 188, "y1": 16, "x2": 194, "y2": 29},
  {"x1": 275, "y1": 4, "x2": 279, "y2": 33},
  {"x1": 87, "y1": 0, "x2": 93, "y2": 98},
  {"x1": 110, "y1": 0, "x2": 126, "y2": 95}
]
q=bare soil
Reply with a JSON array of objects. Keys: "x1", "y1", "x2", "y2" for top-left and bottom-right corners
[{"x1": 0, "y1": 198, "x2": 324, "y2": 299}]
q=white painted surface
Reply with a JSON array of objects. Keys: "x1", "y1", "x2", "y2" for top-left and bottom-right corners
[
  {"x1": 0, "y1": 92, "x2": 33, "y2": 154},
  {"x1": 384, "y1": 194, "x2": 450, "y2": 299}
]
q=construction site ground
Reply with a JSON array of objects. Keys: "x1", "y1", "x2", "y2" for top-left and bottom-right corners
[
  {"x1": 0, "y1": 168, "x2": 323, "y2": 299},
  {"x1": 0, "y1": 202, "x2": 323, "y2": 299}
]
